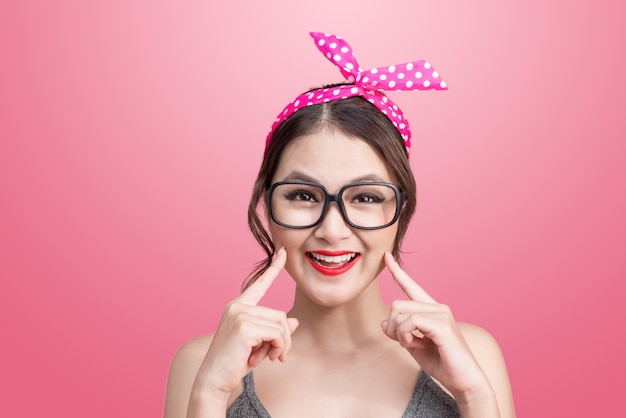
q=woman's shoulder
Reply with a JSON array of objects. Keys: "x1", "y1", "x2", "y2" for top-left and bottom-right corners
[
  {"x1": 173, "y1": 333, "x2": 215, "y2": 363},
  {"x1": 456, "y1": 321, "x2": 516, "y2": 415},
  {"x1": 168, "y1": 333, "x2": 216, "y2": 376},
  {"x1": 457, "y1": 322, "x2": 501, "y2": 351},
  {"x1": 167, "y1": 333, "x2": 219, "y2": 388},
  {"x1": 456, "y1": 321, "x2": 508, "y2": 378},
  {"x1": 164, "y1": 334, "x2": 216, "y2": 418},
  {"x1": 456, "y1": 321, "x2": 509, "y2": 369}
]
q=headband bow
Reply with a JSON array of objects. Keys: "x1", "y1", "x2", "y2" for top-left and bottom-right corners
[{"x1": 266, "y1": 32, "x2": 447, "y2": 155}]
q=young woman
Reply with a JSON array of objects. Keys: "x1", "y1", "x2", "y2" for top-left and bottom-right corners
[{"x1": 164, "y1": 32, "x2": 515, "y2": 418}]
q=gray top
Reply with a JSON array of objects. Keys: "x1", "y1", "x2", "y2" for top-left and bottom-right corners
[{"x1": 226, "y1": 370, "x2": 460, "y2": 418}]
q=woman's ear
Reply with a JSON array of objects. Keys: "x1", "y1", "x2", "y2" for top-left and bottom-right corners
[{"x1": 400, "y1": 198, "x2": 408, "y2": 211}]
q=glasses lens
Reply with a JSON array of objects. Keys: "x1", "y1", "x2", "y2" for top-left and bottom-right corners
[
  {"x1": 341, "y1": 184, "x2": 399, "y2": 228},
  {"x1": 271, "y1": 183, "x2": 326, "y2": 228}
]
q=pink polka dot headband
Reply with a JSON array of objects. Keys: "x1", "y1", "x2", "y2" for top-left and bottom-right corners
[{"x1": 266, "y1": 32, "x2": 447, "y2": 155}]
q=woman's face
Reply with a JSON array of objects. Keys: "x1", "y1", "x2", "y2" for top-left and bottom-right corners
[{"x1": 267, "y1": 128, "x2": 400, "y2": 307}]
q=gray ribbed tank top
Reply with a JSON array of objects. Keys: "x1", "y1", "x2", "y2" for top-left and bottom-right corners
[{"x1": 226, "y1": 370, "x2": 460, "y2": 417}]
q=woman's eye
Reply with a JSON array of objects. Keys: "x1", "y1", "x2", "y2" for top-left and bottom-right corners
[
  {"x1": 354, "y1": 194, "x2": 383, "y2": 203},
  {"x1": 295, "y1": 192, "x2": 313, "y2": 201},
  {"x1": 286, "y1": 191, "x2": 316, "y2": 202}
]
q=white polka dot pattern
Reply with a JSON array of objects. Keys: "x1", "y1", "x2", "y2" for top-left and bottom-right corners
[{"x1": 266, "y1": 32, "x2": 447, "y2": 156}]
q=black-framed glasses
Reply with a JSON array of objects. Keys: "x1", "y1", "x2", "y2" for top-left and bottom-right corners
[{"x1": 266, "y1": 181, "x2": 405, "y2": 230}]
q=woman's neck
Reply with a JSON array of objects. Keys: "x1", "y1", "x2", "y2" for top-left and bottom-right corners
[{"x1": 288, "y1": 282, "x2": 391, "y2": 354}]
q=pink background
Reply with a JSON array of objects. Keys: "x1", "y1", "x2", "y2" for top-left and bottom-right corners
[{"x1": 2, "y1": 1, "x2": 625, "y2": 416}]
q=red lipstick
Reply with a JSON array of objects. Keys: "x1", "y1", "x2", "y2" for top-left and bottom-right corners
[{"x1": 306, "y1": 251, "x2": 360, "y2": 276}]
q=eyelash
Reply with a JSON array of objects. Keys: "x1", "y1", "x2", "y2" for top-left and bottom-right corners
[{"x1": 285, "y1": 191, "x2": 319, "y2": 202}]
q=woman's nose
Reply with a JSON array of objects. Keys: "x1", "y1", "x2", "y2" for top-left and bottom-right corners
[{"x1": 313, "y1": 203, "x2": 352, "y2": 243}]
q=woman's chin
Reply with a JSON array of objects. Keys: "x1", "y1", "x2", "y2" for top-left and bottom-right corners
[{"x1": 294, "y1": 273, "x2": 378, "y2": 308}]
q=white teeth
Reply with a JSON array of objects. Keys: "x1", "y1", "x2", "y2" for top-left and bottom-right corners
[{"x1": 310, "y1": 253, "x2": 356, "y2": 263}]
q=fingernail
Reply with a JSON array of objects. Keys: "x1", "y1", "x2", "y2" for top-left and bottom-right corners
[{"x1": 276, "y1": 247, "x2": 285, "y2": 257}]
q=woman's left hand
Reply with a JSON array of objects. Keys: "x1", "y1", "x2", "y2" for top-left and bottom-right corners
[{"x1": 381, "y1": 252, "x2": 493, "y2": 400}]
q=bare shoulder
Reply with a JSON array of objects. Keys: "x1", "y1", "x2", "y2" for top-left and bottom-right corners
[
  {"x1": 457, "y1": 322, "x2": 516, "y2": 417},
  {"x1": 457, "y1": 322, "x2": 510, "y2": 377},
  {"x1": 172, "y1": 333, "x2": 215, "y2": 367},
  {"x1": 457, "y1": 322, "x2": 502, "y2": 356},
  {"x1": 167, "y1": 333, "x2": 216, "y2": 384},
  {"x1": 163, "y1": 334, "x2": 215, "y2": 418}
]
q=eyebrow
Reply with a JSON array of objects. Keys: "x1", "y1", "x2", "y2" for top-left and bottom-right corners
[{"x1": 281, "y1": 171, "x2": 389, "y2": 184}]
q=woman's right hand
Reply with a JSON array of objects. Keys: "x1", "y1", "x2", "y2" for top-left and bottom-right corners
[{"x1": 189, "y1": 247, "x2": 299, "y2": 408}]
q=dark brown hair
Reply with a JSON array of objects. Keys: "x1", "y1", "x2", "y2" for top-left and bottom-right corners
[{"x1": 243, "y1": 90, "x2": 417, "y2": 290}]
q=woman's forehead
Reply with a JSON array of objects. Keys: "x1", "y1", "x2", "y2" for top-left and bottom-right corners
[{"x1": 272, "y1": 130, "x2": 393, "y2": 187}]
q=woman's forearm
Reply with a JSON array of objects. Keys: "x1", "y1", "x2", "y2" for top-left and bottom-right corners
[
  {"x1": 454, "y1": 382, "x2": 501, "y2": 418},
  {"x1": 185, "y1": 385, "x2": 229, "y2": 418}
]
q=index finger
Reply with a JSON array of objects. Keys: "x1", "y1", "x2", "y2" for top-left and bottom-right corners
[
  {"x1": 238, "y1": 247, "x2": 287, "y2": 305},
  {"x1": 384, "y1": 252, "x2": 437, "y2": 303}
]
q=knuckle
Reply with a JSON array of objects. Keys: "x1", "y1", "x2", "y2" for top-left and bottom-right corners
[
  {"x1": 270, "y1": 327, "x2": 285, "y2": 342},
  {"x1": 438, "y1": 303, "x2": 453, "y2": 316},
  {"x1": 390, "y1": 300, "x2": 403, "y2": 314},
  {"x1": 275, "y1": 310, "x2": 287, "y2": 321},
  {"x1": 224, "y1": 301, "x2": 243, "y2": 315}
]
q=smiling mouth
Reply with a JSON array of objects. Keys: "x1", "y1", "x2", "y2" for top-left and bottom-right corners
[{"x1": 307, "y1": 252, "x2": 359, "y2": 269}]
